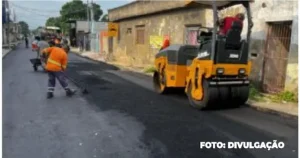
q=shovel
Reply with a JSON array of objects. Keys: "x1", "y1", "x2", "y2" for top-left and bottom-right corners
[{"x1": 62, "y1": 71, "x2": 89, "y2": 94}]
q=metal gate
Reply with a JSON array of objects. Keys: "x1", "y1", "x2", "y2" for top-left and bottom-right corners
[{"x1": 262, "y1": 21, "x2": 292, "y2": 93}]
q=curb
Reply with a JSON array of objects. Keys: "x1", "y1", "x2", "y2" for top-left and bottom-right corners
[
  {"x1": 70, "y1": 51, "x2": 298, "y2": 118},
  {"x1": 2, "y1": 42, "x2": 22, "y2": 59},
  {"x1": 2, "y1": 49, "x2": 12, "y2": 58},
  {"x1": 71, "y1": 51, "x2": 102, "y2": 63},
  {"x1": 247, "y1": 101, "x2": 298, "y2": 119}
]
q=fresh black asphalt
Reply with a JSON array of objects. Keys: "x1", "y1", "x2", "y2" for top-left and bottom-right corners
[{"x1": 3, "y1": 44, "x2": 298, "y2": 158}]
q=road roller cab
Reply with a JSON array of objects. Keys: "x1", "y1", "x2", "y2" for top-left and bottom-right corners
[{"x1": 153, "y1": 0, "x2": 254, "y2": 110}]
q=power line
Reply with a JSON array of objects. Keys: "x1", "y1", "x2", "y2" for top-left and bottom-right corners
[
  {"x1": 12, "y1": 4, "x2": 54, "y2": 17},
  {"x1": 10, "y1": 2, "x2": 60, "y2": 13},
  {"x1": 12, "y1": 2, "x2": 92, "y2": 31},
  {"x1": 11, "y1": 2, "x2": 87, "y2": 18}
]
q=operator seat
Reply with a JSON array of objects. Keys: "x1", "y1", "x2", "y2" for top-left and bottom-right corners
[
  {"x1": 225, "y1": 21, "x2": 242, "y2": 50},
  {"x1": 199, "y1": 31, "x2": 212, "y2": 42},
  {"x1": 198, "y1": 31, "x2": 212, "y2": 49}
]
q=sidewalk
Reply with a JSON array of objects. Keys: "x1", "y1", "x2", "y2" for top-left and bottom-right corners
[
  {"x1": 70, "y1": 48, "x2": 298, "y2": 117},
  {"x1": 2, "y1": 41, "x2": 22, "y2": 58},
  {"x1": 70, "y1": 47, "x2": 106, "y2": 62},
  {"x1": 2, "y1": 48, "x2": 12, "y2": 58}
]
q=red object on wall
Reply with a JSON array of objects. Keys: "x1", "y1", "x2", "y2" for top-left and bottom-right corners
[
  {"x1": 161, "y1": 35, "x2": 170, "y2": 50},
  {"x1": 100, "y1": 31, "x2": 108, "y2": 54}
]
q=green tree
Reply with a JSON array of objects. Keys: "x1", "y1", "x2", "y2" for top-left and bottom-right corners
[
  {"x1": 60, "y1": 0, "x2": 87, "y2": 21},
  {"x1": 45, "y1": 17, "x2": 61, "y2": 27},
  {"x1": 45, "y1": 0, "x2": 103, "y2": 34},
  {"x1": 18, "y1": 21, "x2": 29, "y2": 35},
  {"x1": 100, "y1": 14, "x2": 108, "y2": 22},
  {"x1": 59, "y1": 0, "x2": 103, "y2": 21},
  {"x1": 32, "y1": 26, "x2": 43, "y2": 36},
  {"x1": 91, "y1": 3, "x2": 103, "y2": 21}
]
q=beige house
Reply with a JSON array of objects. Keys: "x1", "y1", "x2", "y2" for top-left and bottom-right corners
[
  {"x1": 108, "y1": 0, "x2": 298, "y2": 93},
  {"x1": 2, "y1": 22, "x2": 22, "y2": 45}
]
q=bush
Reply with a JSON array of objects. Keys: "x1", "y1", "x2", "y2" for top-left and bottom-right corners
[
  {"x1": 271, "y1": 91, "x2": 298, "y2": 103},
  {"x1": 249, "y1": 85, "x2": 264, "y2": 101},
  {"x1": 144, "y1": 66, "x2": 156, "y2": 73}
]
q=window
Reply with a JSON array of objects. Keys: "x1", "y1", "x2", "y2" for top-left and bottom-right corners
[
  {"x1": 185, "y1": 26, "x2": 201, "y2": 45},
  {"x1": 127, "y1": 28, "x2": 132, "y2": 34},
  {"x1": 136, "y1": 25, "x2": 145, "y2": 44}
]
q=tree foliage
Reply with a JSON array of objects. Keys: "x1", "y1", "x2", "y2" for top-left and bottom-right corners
[
  {"x1": 18, "y1": 21, "x2": 30, "y2": 35},
  {"x1": 91, "y1": 3, "x2": 103, "y2": 21},
  {"x1": 60, "y1": 0, "x2": 87, "y2": 21},
  {"x1": 59, "y1": 0, "x2": 103, "y2": 21},
  {"x1": 32, "y1": 26, "x2": 43, "y2": 36},
  {"x1": 45, "y1": 0, "x2": 104, "y2": 34},
  {"x1": 45, "y1": 17, "x2": 61, "y2": 27}
]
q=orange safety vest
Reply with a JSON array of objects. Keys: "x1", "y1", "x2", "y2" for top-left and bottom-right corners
[{"x1": 42, "y1": 47, "x2": 68, "y2": 71}]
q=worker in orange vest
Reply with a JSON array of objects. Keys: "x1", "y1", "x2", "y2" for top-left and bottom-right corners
[
  {"x1": 41, "y1": 42, "x2": 76, "y2": 99},
  {"x1": 54, "y1": 37, "x2": 62, "y2": 47},
  {"x1": 160, "y1": 36, "x2": 170, "y2": 51}
]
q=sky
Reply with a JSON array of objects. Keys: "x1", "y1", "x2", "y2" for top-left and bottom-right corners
[{"x1": 9, "y1": 0, "x2": 134, "y2": 29}]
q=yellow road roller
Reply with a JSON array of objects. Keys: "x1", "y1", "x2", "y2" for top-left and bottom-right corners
[{"x1": 153, "y1": 0, "x2": 254, "y2": 110}]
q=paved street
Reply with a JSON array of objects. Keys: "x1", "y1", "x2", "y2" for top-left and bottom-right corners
[{"x1": 3, "y1": 44, "x2": 298, "y2": 158}]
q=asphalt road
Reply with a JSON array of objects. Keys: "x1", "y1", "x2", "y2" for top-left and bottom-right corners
[{"x1": 3, "y1": 44, "x2": 298, "y2": 158}]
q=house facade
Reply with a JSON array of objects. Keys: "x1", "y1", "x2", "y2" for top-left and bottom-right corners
[
  {"x1": 2, "y1": 0, "x2": 22, "y2": 45},
  {"x1": 108, "y1": 0, "x2": 298, "y2": 93}
]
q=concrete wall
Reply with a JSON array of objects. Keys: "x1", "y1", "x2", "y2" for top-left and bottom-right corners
[
  {"x1": 108, "y1": 1, "x2": 188, "y2": 21},
  {"x1": 246, "y1": 0, "x2": 298, "y2": 92},
  {"x1": 76, "y1": 21, "x2": 107, "y2": 33},
  {"x1": 2, "y1": 23, "x2": 21, "y2": 45},
  {"x1": 111, "y1": 7, "x2": 211, "y2": 66}
]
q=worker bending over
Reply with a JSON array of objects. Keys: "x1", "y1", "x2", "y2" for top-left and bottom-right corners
[
  {"x1": 41, "y1": 42, "x2": 76, "y2": 99},
  {"x1": 38, "y1": 36, "x2": 49, "y2": 57},
  {"x1": 37, "y1": 36, "x2": 50, "y2": 70},
  {"x1": 32, "y1": 36, "x2": 40, "y2": 52},
  {"x1": 218, "y1": 13, "x2": 245, "y2": 36}
]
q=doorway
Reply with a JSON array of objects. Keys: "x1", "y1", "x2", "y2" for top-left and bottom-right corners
[{"x1": 262, "y1": 21, "x2": 292, "y2": 93}]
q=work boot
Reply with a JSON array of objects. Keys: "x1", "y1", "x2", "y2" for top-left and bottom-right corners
[
  {"x1": 47, "y1": 92, "x2": 54, "y2": 99},
  {"x1": 66, "y1": 89, "x2": 77, "y2": 97}
]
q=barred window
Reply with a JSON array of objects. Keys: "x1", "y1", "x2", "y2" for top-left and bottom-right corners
[{"x1": 136, "y1": 25, "x2": 145, "y2": 44}]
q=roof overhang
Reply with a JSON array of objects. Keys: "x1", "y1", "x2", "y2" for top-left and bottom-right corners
[
  {"x1": 45, "y1": 26, "x2": 60, "y2": 30},
  {"x1": 185, "y1": 0, "x2": 253, "y2": 10}
]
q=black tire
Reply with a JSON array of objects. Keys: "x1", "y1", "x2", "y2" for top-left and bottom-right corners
[
  {"x1": 230, "y1": 85, "x2": 249, "y2": 107},
  {"x1": 187, "y1": 79, "x2": 218, "y2": 110},
  {"x1": 153, "y1": 71, "x2": 169, "y2": 94},
  {"x1": 217, "y1": 86, "x2": 230, "y2": 107}
]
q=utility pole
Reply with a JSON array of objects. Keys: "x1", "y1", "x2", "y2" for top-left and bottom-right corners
[
  {"x1": 90, "y1": 0, "x2": 95, "y2": 52},
  {"x1": 85, "y1": 0, "x2": 90, "y2": 52},
  {"x1": 7, "y1": 1, "x2": 10, "y2": 50},
  {"x1": 87, "y1": 0, "x2": 90, "y2": 27}
]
